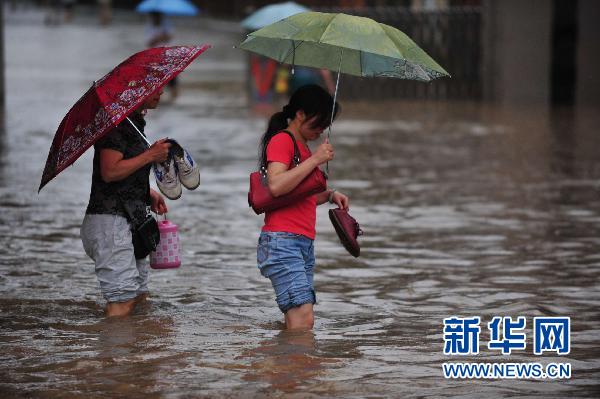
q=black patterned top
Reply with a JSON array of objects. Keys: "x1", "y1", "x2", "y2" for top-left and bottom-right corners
[{"x1": 85, "y1": 111, "x2": 151, "y2": 226}]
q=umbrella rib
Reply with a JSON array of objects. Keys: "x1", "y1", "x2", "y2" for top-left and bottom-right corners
[
  {"x1": 282, "y1": 40, "x2": 305, "y2": 65},
  {"x1": 414, "y1": 62, "x2": 433, "y2": 81},
  {"x1": 317, "y1": 13, "x2": 341, "y2": 46},
  {"x1": 360, "y1": 50, "x2": 363, "y2": 77}
]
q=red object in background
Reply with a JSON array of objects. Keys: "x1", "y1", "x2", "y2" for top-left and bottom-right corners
[
  {"x1": 39, "y1": 45, "x2": 210, "y2": 191},
  {"x1": 250, "y1": 55, "x2": 277, "y2": 97}
]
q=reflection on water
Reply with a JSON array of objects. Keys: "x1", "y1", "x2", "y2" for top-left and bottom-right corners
[
  {"x1": 1, "y1": 8, "x2": 600, "y2": 399},
  {"x1": 240, "y1": 330, "x2": 337, "y2": 392},
  {"x1": 0, "y1": 108, "x2": 5, "y2": 173},
  {"x1": 88, "y1": 315, "x2": 179, "y2": 398}
]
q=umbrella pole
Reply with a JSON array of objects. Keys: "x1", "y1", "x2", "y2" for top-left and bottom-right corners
[
  {"x1": 325, "y1": 49, "x2": 343, "y2": 178},
  {"x1": 327, "y1": 48, "x2": 343, "y2": 142},
  {"x1": 126, "y1": 117, "x2": 151, "y2": 147}
]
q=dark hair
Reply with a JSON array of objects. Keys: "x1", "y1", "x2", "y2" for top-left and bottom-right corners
[{"x1": 258, "y1": 84, "x2": 340, "y2": 166}]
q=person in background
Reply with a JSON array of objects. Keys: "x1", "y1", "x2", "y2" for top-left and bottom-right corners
[
  {"x1": 256, "y1": 85, "x2": 349, "y2": 330},
  {"x1": 289, "y1": 67, "x2": 337, "y2": 96},
  {"x1": 250, "y1": 55, "x2": 278, "y2": 105},
  {"x1": 61, "y1": 0, "x2": 76, "y2": 23},
  {"x1": 97, "y1": 0, "x2": 112, "y2": 26},
  {"x1": 146, "y1": 12, "x2": 179, "y2": 100},
  {"x1": 80, "y1": 89, "x2": 171, "y2": 317},
  {"x1": 44, "y1": 0, "x2": 61, "y2": 25}
]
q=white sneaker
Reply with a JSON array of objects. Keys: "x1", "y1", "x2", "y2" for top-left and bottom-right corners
[
  {"x1": 153, "y1": 159, "x2": 181, "y2": 200},
  {"x1": 170, "y1": 140, "x2": 200, "y2": 190}
]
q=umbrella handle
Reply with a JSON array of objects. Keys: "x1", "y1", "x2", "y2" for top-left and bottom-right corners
[{"x1": 126, "y1": 117, "x2": 152, "y2": 147}]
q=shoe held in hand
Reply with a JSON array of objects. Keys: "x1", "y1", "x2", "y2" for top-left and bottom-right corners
[
  {"x1": 154, "y1": 159, "x2": 182, "y2": 200},
  {"x1": 168, "y1": 139, "x2": 200, "y2": 190},
  {"x1": 329, "y1": 208, "x2": 363, "y2": 257}
]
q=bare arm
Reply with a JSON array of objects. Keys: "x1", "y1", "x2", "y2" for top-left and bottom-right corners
[
  {"x1": 320, "y1": 69, "x2": 336, "y2": 95},
  {"x1": 267, "y1": 158, "x2": 320, "y2": 197},
  {"x1": 316, "y1": 189, "x2": 331, "y2": 205},
  {"x1": 100, "y1": 139, "x2": 170, "y2": 183},
  {"x1": 150, "y1": 188, "x2": 168, "y2": 214},
  {"x1": 267, "y1": 140, "x2": 334, "y2": 197},
  {"x1": 316, "y1": 189, "x2": 350, "y2": 209}
]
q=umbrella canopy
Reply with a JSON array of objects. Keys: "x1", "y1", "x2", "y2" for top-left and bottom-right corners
[
  {"x1": 239, "y1": 11, "x2": 449, "y2": 81},
  {"x1": 241, "y1": 1, "x2": 309, "y2": 30},
  {"x1": 39, "y1": 45, "x2": 210, "y2": 191},
  {"x1": 136, "y1": 0, "x2": 199, "y2": 16}
]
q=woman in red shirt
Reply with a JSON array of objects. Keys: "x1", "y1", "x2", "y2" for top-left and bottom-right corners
[{"x1": 256, "y1": 85, "x2": 349, "y2": 330}]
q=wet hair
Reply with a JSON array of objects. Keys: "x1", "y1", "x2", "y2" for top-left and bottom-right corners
[{"x1": 258, "y1": 84, "x2": 340, "y2": 166}]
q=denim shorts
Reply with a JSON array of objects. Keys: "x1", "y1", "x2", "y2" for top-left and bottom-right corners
[
  {"x1": 80, "y1": 214, "x2": 149, "y2": 303},
  {"x1": 257, "y1": 231, "x2": 316, "y2": 313}
]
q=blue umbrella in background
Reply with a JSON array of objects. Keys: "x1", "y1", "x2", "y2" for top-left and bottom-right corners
[
  {"x1": 241, "y1": 1, "x2": 309, "y2": 30},
  {"x1": 136, "y1": 0, "x2": 199, "y2": 16}
]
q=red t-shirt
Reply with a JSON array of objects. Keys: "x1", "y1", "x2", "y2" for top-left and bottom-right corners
[{"x1": 262, "y1": 132, "x2": 319, "y2": 239}]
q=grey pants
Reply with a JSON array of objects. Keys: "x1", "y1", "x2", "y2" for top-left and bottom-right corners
[{"x1": 81, "y1": 214, "x2": 149, "y2": 303}]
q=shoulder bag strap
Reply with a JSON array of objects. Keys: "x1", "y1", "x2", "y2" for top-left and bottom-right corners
[
  {"x1": 280, "y1": 130, "x2": 301, "y2": 166},
  {"x1": 259, "y1": 130, "x2": 302, "y2": 179}
]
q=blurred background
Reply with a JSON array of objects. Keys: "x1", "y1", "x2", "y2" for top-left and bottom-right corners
[
  {"x1": 2, "y1": 0, "x2": 599, "y2": 105},
  {"x1": 1, "y1": 1, "x2": 599, "y2": 398}
]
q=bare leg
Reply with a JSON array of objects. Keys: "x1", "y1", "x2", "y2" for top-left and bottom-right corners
[
  {"x1": 133, "y1": 292, "x2": 148, "y2": 307},
  {"x1": 105, "y1": 292, "x2": 149, "y2": 317},
  {"x1": 134, "y1": 292, "x2": 148, "y2": 305},
  {"x1": 284, "y1": 303, "x2": 314, "y2": 330},
  {"x1": 105, "y1": 298, "x2": 136, "y2": 317},
  {"x1": 99, "y1": 3, "x2": 112, "y2": 26}
]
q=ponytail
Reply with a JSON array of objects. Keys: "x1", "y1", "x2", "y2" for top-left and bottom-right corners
[
  {"x1": 258, "y1": 111, "x2": 290, "y2": 167},
  {"x1": 257, "y1": 84, "x2": 340, "y2": 167}
]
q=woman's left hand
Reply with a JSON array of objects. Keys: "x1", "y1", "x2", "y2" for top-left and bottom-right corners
[
  {"x1": 150, "y1": 188, "x2": 168, "y2": 215},
  {"x1": 332, "y1": 191, "x2": 349, "y2": 210}
]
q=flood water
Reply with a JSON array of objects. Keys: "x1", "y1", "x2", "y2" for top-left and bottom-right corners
[{"x1": 1, "y1": 7, "x2": 600, "y2": 398}]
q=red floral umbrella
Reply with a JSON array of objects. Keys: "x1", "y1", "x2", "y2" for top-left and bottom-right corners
[{"x1": 39, "y1": 44, "x2": 210, "y2": 191}]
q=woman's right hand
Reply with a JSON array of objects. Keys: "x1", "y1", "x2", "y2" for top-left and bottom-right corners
[
  {"x1": 312, "y1": 139, "x2": 334, "y2": 165},
  {"x1": 146, "y1": 138, "x2": 171, "y2": 163}
]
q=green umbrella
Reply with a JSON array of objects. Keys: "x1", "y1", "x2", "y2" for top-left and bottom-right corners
[
  {"x1": 239, "y1": 11, "x2": 449, "y2": 81},
  {"x1": 239, "y1": 11, "x2": 449, "y2": 131}
]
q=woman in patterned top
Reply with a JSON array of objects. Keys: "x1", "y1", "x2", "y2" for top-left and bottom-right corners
[{"x1": 81, "y1": 88, "x2": 171, "y2": 317}]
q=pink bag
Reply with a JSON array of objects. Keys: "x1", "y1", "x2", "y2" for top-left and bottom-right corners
[{"x1": 150, "y1": 217, "x2": 181, "y2": 269}]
